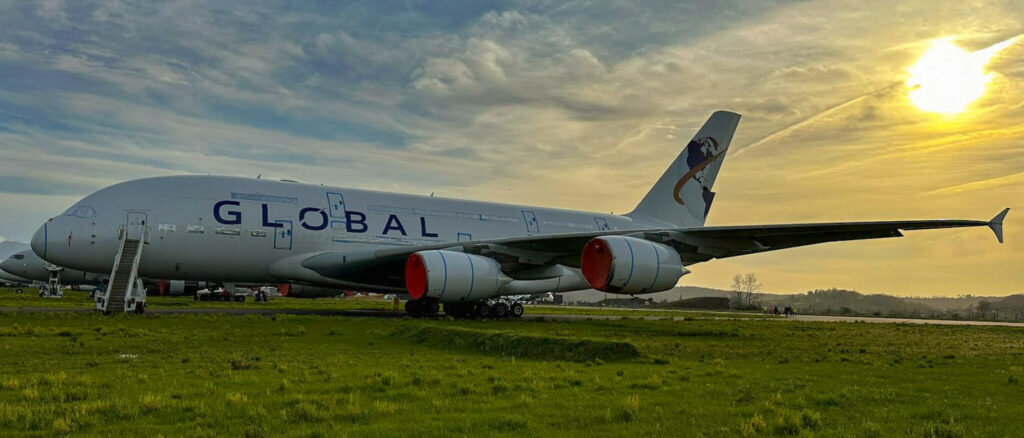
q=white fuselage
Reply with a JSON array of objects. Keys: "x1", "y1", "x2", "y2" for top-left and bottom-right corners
[
  {"x1": 0, "y1": 250, "x2": 106, "y2": 285},
  {"x1": 33, "y1": 176, "x2": 646, "y2": 291}
]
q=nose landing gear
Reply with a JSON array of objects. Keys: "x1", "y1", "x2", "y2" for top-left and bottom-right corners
[{"x1": 39, "y1": 264, "x2": 65, "y2": 298}]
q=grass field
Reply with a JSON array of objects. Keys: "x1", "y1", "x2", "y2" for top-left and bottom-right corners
[{"x1": 0, "y1": 291, "x2": 1021, "y2": 437}]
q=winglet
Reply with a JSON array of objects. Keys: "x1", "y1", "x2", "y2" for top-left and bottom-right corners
[{"x1": 989, "y1": 208, "x2": 1009, "y2": 243}]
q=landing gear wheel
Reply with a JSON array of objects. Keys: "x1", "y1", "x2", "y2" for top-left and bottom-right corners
[
  {"x1": 405, "y1": 300, "x2": 421, "y2": 315},
  {"x1": 492, "y1": 302, "x2": 509, "y2": 318},
  {"x1": 134, "y1": 302, "x2": 145, "y2": 315},
  {"x1": 427, "y1": 301, "x2": 440, "y2": 315},
  {"x1": 444, "y1": 303, "x2": 459, "y2": 317},
  {"x1": 476, "y1": 303, "x2": 491, "y2": 319},
  {"x1": 510, "y1": 302, "x2": 524, "y2": 318},
  {"x1": 15, "y1": 288, "x2": 23, "y2": 294}
]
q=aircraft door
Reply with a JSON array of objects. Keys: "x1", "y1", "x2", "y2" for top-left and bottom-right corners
[
  {"x1": 521, "y1": 211, "x2": 539, "y2": 234},
  {"x1": 457, "y1": 232, "x2": 472, "y2": 242},
  {"x1": 126, "y1": 212, "x2": 148, "y2": 241},
  {"x1": 127, "y1": 212, "x2": 147, "y2": 227},
  {"x1": 326, "y1": 192, "x2": 347, "y2": 229},
  {"x1": 274, "y1": 220, "x2": 293, "y2": 250}
]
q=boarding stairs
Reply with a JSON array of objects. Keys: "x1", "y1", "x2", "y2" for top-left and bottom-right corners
[{"x1": 97, "y1": 224, "x2": 149, "y2": 314}]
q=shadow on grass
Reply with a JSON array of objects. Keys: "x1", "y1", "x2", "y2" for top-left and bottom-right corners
[{"x1": 394, "y1": 325, "x2": 644, "y2": 362}]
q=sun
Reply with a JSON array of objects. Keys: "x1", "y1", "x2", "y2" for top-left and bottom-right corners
[{"x1": 906, "y1": 37, "x2": 1017, "y2": 115}]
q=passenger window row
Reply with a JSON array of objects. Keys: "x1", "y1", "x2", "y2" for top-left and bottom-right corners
[{"x1": 158, "y1": 224, "x2": 268, "y2": 238}]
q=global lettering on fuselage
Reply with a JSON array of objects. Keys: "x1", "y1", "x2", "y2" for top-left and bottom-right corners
[{"x1": 212, "y1": 200, "x2": 439, "y2": 238}]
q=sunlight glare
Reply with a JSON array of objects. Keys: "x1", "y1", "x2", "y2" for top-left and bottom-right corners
[{"x1": 906, "y1": 37, "x2": 1017, "y2": 114}]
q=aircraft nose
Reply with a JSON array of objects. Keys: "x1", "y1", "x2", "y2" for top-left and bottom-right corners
[
  {"x1": 0, "y1": 258, "x2": 13, "y2": 274},
  {"x1": 31, "y1": 222, "x2": 48, "y2": 260}
]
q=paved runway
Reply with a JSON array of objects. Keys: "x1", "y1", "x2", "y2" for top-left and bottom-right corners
[
  {"x1": 2, "y1": 305, "x2": 1024, "y2": 327},
  {"x1": 787, "y1": 313, "x2": 1024, "y2": 327}
]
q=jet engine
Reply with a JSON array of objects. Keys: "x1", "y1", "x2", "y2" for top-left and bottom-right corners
[
  {"x1": 580, "y1": 235, "x2": 686, "y2": 294},
  {"x1": 159, "y1": 280, "x2": 186, "y2": 295},
  {"x1": 405, "y1": 250, "x2": 504, "y2": 302},
  {"x1": 156, "y1": 280, "x2": 210, "y2": 296}
]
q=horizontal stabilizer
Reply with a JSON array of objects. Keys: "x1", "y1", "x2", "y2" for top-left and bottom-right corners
[{"x1": 989, "y1": 208, "x2": 1009, "y2": 243}]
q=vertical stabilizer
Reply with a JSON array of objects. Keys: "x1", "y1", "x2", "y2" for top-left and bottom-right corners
[
  {"x1": 627, "y1": 111, "x2": 741, "y2": 227},
  {"x1": 989, "y1": 208, "x2": 1009, "y2": 243}
]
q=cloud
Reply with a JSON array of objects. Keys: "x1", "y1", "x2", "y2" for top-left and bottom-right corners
[
  {"x1": 479, "y1": 10, "x2": 527, "y2": 29},
  {"x1": 36, "y1": 0, "x2": 68, "y2": 23}
]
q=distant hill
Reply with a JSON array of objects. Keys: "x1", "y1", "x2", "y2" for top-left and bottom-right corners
[
  {"x1": 757, "y1": 288, "x2": 932, "y2": 315},
  {"x1": 994, "y1": 294, "x2": 1024, "y2": 309},
  {"x1": 560, "y1": 284, "x2": 1022, "y2": 319},
  {"x1": 560, "y1": 286, "x2": 728, "y2": 304},
  {"x1": 657, "y1": 296, "x2": 731, "y2": 310},
  {"x1": 971, "y1": 294, "x2": 1024, "y2": 318},
  {"x1": 591, "y1": 295, "x2": 730, "y2": 310}
]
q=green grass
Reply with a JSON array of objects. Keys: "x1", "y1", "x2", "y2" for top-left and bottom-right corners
[
  {"x1": 0, "y1": 300, "x2": 1021, "y2": 437},
  {"x1": 395, "y1": 325, "x2": 644, "y2": 362},
  {"x1": 0, "y1": 288, "x2": 395, "y2": 311}
]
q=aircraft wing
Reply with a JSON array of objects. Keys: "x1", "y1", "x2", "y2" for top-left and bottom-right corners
[{"x1": 301, "y1": 208, "x2": 1008, "y2": 288}]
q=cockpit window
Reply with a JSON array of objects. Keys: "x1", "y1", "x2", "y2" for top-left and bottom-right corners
[
  {"x1": 63, "y1": 205, "x2": 97, "y2": 218},
  {"x1": 10, "y1": 254, "x2": 24, "y2": 260}
]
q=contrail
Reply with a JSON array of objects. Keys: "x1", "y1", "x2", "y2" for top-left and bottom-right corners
[
  {"x1": 730, "y1": 83, "x2": 899, "y2": 159},
  {"x1": 731, "y1": 34, "x2": 1022, "y2": 160},
  {"x1": 928, "y1": 170, "x2": 1024, "y2": 195}
]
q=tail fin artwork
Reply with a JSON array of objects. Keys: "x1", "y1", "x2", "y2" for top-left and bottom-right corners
[{"x1": 628, "y1": 111, "x2": 741, "y2": 227}]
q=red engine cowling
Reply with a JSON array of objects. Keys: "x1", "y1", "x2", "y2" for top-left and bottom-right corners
[
  {"x1": 581, "y1": 236, "x2": 684, "y2": 294},
  {"x1": 405, "y1": 250, "x2": 504, "y2": 302}
]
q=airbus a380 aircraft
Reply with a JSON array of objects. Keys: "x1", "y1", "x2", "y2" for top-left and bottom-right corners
[
  {"x1": 30, "y1": 111, "x2": 1008, "y2": 316},
  {"x1": 1, "y1": 249, "x2": 105, "y2": 286}
]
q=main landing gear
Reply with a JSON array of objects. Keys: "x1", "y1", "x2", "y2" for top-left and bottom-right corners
[
  {"x1": 445, "y1": 298, "x2": 525, "y2": 319},
  {"x1": 404, "y1": 298, "x2": 440, "y2": 316},
  {"x1": 405, "y1": 298, "x2": 525, "y2": 319}
]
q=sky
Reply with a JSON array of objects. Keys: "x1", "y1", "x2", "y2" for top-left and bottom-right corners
[{"x1": 0, "y1": 0, "x2": 1021, "y2": 296}]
